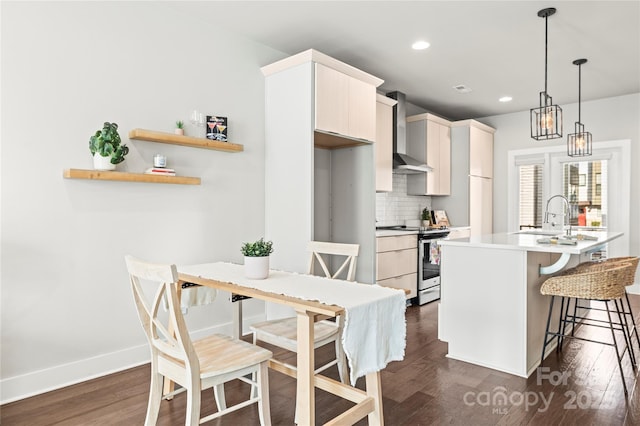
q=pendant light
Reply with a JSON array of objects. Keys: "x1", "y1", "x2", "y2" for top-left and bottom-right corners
[
  {"x1": 530, "y1": 7, "x2": 563, "y2": 140},
  {"x1": 567, "y1": 59, "x2": 592, "y2": 157}
]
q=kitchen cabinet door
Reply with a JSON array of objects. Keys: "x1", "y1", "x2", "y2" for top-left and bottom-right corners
[
  {"x1": 469, "y1": 126, "x2": 493, "y2": 178},
  {"x1": 407, "y1": 115, "x2": 451, "y2": 196},
  {"x1": 438, "y1": 124, "x2": 451, "y2": 195},
  {"x1": 314, "y1": 63, "x2": 375, "y2": 142},
  {"x1": 348, "y1": 76, "x2": 376, "y2": 142},
  {"x1": 375, "y1": 96, "x2": 394, "y2": 192},
  {"x1": 469, "y1": 176, "x2": 492, "y2": 236},
  {"x1": 315, "y1": 63, "x2": 349, "y2": 136},
  {"x1": 426, "y1": 120, "x2": 441, "y2": 194}
]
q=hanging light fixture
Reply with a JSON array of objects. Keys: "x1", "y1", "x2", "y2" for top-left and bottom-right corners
[
  {"x1": 567, "y1": 59, "x2": 592, "y2": 157},
  {"x1": 530, "y1": 7, "x2": 563, "y2": 140}
]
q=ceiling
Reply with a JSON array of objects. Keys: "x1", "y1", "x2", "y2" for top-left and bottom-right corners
[{"x1": 191, "y1": 0, "x2": 639, "y2": 121}]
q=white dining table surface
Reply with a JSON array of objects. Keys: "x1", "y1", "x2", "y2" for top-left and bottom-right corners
[{"x1": 178, "y1": 261, "x2": 407, "y2": 384}]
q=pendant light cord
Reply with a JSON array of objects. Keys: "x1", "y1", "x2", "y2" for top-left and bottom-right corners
[
  {"x1": 544, "y1": 15, "x2": 548, "y2": 96},
  {"x1": 578, "y1": 63, "x2": 582, "y2": 123}
]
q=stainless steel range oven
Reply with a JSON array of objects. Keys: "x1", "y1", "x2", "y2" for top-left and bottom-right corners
[{"x1": 418, "y1": 229, "x2": 450, "y2": 305}]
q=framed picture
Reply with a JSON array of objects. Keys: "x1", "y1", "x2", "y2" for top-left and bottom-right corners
[
  {"x1": 206, "y1": 116, "x2": 228, "y2": 142},
  {"x1": 434, "y1": 210, "x2": 450, "y2": 227}
]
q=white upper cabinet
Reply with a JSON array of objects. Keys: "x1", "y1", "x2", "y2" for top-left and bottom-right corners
[
  {"x1": 406, "y1": 113, "x2": 452, "y2": 196},
  {"x1": 375, "y1": 94, "x2": 396, "y2": 192},
  {"x1": 315, "y1": 63, "x2": 376, "y2": 143},
  {"x1": 469, "y1": 125, "x2": 493, "y2": 178},
  {"x1": 315, "y1": 63, "x2": 349, "y2": 136}
]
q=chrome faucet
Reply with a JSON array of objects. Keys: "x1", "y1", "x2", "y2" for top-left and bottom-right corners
[{"x1": 544, "y1": 194, "x2": 572, "y2": 236}]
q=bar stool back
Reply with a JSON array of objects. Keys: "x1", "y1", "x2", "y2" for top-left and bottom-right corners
[{"x1": 540, "y1": 261, "x2": 634, "y2": 396}]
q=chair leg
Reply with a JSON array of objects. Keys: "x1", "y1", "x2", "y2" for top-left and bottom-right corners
[
  {"x1": 541, "y1": 296, "x2": 555, "y2": 365},
  {"x1": 335, "y1": 338, "x2": 348, "y2": 384},
  {"x1": 257, "y1": 361, "x2": 272, "y2": 426},
  {"x1": 214, "y1": 384, "x2": 227, "y2": 411},
  {"x1": 625, "y1": 293, "x2": 640, "y2": 352},
  {"x1": 556, "y1": 297, "x2": 566, "y2": 353},
  {"x1": 251, "y1": 333, "x2": 259, "y2": 399},
  {"x1": 571, "y1": 298, "x2": 579, "y2": 337},
  {"x1": 185, "y1": 379, "x2": 201, "y2": 426},
  {"x1": 145, "y1": 366, "x2": 163, "y2": 426},
  {"x1": 615, "y1": 299, "x2": 636, "y2": 369},
  {"x1": 559, "y1": 297, "x2": 572, "y2": 350},
  {"x1": 605, "y1": 300, "x2": 629, "y2": 397}
]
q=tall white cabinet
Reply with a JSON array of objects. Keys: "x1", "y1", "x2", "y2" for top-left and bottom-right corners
[
  {"x1": 375, "y1": 94, "x2": 396, "y2": 192},
  {"x1": 262, "y1": 50, "x2": 382, "y2": 320},
  {"x1": 432, "y1": 120, "x2": 495, "y2": 236}
]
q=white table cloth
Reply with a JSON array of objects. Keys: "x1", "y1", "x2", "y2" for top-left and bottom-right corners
[{"x1": 179, "y1": 262, "x2": 406, "y2": 384}]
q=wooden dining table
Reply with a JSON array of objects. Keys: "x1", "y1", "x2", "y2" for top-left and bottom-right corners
[{"x1": 176, "y1": 262, "x2": 406, "y2": 426}]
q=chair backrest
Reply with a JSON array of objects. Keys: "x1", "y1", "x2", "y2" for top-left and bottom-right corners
[
  {"x1": 125, "y1": 255, "x2": 199, "y2": 371},
  {"x1": 307, "y1": 241, "x2": 359, "y2": 281},
  {"x1": 574, "y1": 256, "x2": 639, "y2": 287},
  {"x1": 541, "y1": 261, "x2": 632, "y2": 300}
]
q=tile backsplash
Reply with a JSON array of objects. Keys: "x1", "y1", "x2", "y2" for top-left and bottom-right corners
[{"x1": 376, "y1": 174, "x2": 431, "y2": 226}]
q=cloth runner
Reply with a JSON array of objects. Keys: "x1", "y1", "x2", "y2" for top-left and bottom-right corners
[{"x1": 178, "y1": 262, "x2": 406, "y2": 385}]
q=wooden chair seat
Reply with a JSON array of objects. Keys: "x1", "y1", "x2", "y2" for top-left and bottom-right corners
[
  {"x1": 250, "y1": 318, "x2": 339, "y2": 353},
  {"x1": 187, "y1": 334, "x2": 272, "y2": 378}
]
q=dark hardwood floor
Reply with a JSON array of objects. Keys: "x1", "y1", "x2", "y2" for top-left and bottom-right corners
[{"x1": 2, "y1": 295, "x2": 640, "y2": 425}]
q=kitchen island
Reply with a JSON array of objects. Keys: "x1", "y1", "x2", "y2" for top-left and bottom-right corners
[{"x1": 438, "y1": 230, "x2": 623, "y2": 378}]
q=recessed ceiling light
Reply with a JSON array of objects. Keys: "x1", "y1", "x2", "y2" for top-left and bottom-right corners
[
  {"x1": 453, "y1": 84, "x2": 472, "y2": 94},
  {"x1": 499, "y1": 96, "x2": 513, "y2": 102},
  {"x1": 412, "y1": 40, "x2": 430, "y2": 50}
]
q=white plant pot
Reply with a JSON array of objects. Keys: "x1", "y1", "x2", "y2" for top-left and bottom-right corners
[
  {"x1": 93, "y1": 153, "x2": 116, "y2": 171},
  {"x1": 175, "y1": 128, "x2": 184, "y2": 135},
  {"x1": 244, "y1": 256, "x2": 270, "y2": 279}
]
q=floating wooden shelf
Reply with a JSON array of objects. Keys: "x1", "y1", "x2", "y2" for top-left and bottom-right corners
[
  {"x1": 63, "y1": 169, "x2": 201, "y2": 185},
  {"x1": 129, "y1": 129, "x2": 243, "y2": 153}
]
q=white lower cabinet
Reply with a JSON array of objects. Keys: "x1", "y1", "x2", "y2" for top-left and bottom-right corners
[{"x1": 376, "y1": 234, "x2": 417, "y2": 299}]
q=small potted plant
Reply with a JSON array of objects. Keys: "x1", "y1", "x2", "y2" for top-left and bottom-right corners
[
  {"x1": 421, "y1": 208, "x2": 431, "y2": 228},
  {"x1": 89, "y1": 122, "x2": 129, "y2": 170},
  {"x1": 175, "y1": 120, "x2": 185, "y2": 136},
  {"x1": 240, "y1": 237, "x2": 274, "y2": 279}
]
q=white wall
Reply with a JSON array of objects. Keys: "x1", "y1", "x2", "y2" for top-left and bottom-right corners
[
  {"x1": 0, "y1": 1, "x2": 284, "y2": 402},
  {"x1": 481, "y1": 93, "x2": 640, "y2": 263}
]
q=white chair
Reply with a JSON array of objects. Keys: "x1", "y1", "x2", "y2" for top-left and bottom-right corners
[
  {"x1": 249, "y1": 241, "x2": 359, "y2": 384},
  {"x1": 126, "y1": 255, "x2": 272, "y2": 425}
]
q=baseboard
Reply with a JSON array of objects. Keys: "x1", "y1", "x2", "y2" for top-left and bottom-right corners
[
  {"x1": 627, "y1": 281, "x2": 640, "y2": 295},
  {"x1": 0, "y1": 314, "x2": 264, "y2": 404}
]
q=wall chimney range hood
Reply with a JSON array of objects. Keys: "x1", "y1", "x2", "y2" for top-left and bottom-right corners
[{"x1": 386, "y1": 91, "x2": 432, "y2": 174}]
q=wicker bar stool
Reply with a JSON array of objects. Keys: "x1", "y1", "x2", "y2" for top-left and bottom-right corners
[
  {"x1": 568, "y1": 257, "x2": 640, "y2": 362},
  {"x1": 540, "y1": 261, "x2": 634, "y2": 396}
]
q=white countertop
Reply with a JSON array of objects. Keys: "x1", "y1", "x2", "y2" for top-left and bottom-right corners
[
  {"x1": 375, "y1": 229, "x2": 419, "y2": 237},
  {"x1": 375, "y1": 226, "x2": 470, "y2": 238},
  {"x1": 439, "y1": 230, "x2": 623, "y2": 255}
]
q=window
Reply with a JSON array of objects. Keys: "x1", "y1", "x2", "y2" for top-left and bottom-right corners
[
  {"x1": 562, "y1": 160, "x2": 607, "y2": 227},
  {"x1": 508, "y1": 140, "x2": 629, "y2": 259},
  {"x1": 518, "y1": 164, "x2": 543, "y2": 229}
]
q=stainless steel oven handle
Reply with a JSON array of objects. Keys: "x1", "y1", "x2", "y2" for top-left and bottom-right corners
[{"x1": 418, "y1": 239, "x2": 425, "y2": 282}]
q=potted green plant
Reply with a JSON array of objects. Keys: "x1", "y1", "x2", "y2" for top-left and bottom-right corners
[
  {"x1": 89, "y1": 122, "x2": 129, "y2": 170},
  {"x1": 240, "y1": 237, "x2": 274, "y2": 279},
  {"x1": 175, "y1": 120, "x2": 185, "y2": 136},
  {"x1": 421, "y1": 208, "x2": 431, "y2": 228}
]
